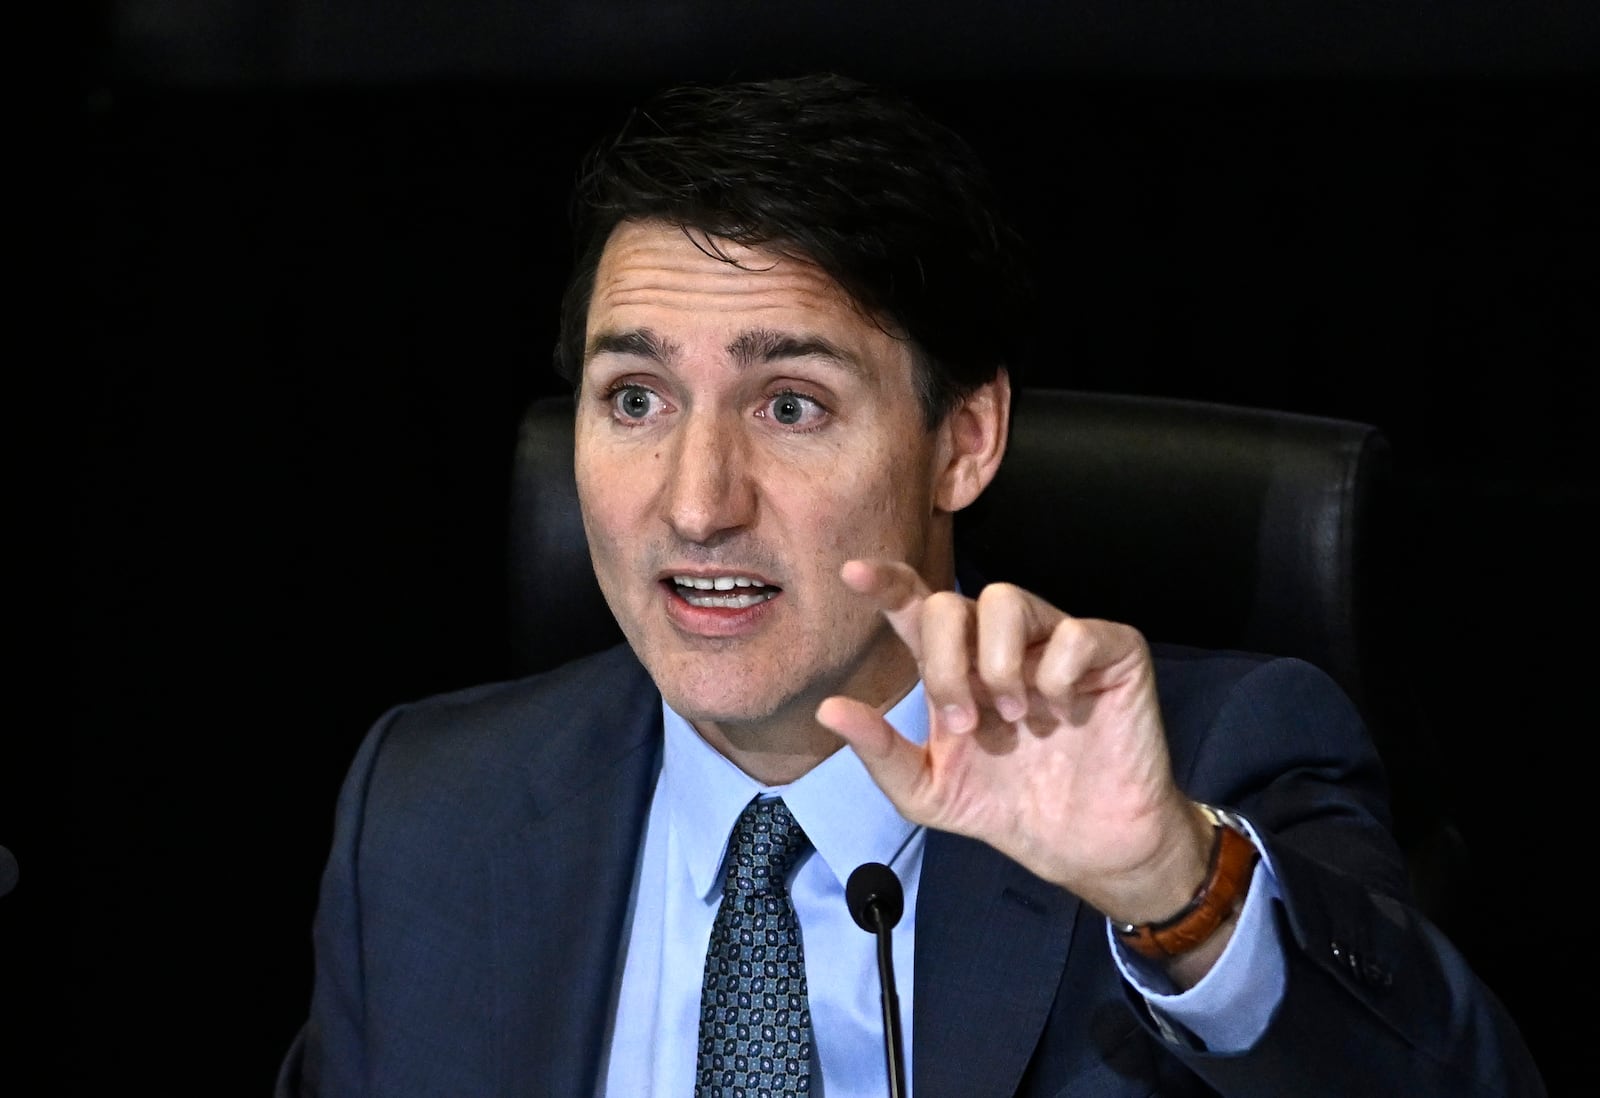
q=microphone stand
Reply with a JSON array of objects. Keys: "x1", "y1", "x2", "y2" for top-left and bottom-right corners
[
  {"x1": 867, "y1": 900, "x2": 906, "y2": 1098},
  {"x1": 847, "y1": 862, "x2": 907, "y2": 1098}
]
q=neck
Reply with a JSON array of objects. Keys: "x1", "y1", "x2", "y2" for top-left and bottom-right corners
[{"x1": 694, "y1": 718, "x2": 848, "y2": 786}]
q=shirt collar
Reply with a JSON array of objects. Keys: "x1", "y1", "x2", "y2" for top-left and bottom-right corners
[{"x1": 663, "y1": 683, "x2": 929, "y2": 902}]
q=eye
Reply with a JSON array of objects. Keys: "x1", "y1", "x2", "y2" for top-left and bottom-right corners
[
  {"x1": 605, "y1": 383, "x2": 664, "y2": 422},
  {"x1": 759, "y1": 390, "x2": 827, "y2": 430}
]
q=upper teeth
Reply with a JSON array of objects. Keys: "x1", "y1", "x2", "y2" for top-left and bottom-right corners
[{"x1": 672, "y1": 575, "x2": 769, "y2": 591}]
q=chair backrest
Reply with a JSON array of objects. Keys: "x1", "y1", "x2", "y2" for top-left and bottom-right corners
[{"x1": 955, "y1": 388, "x2": 1397, "y2": 720}]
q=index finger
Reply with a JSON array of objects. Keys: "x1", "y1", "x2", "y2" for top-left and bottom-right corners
[{"x1": 840, "y1": 558, "x2": 935, "y2": 661}]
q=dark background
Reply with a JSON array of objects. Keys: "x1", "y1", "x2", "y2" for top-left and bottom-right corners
[{"x1": 48, "y1": 1, "x2": 1595, "y2": 1092}]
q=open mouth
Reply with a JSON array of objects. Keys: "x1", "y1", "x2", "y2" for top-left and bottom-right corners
[{"x1": 667, "y1": 574, "x2": 782, "y2": 610}]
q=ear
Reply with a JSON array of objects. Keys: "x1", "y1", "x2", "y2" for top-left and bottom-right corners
[{"x1": 933, "y1": 369, "x2": 1011, "y2": 513}]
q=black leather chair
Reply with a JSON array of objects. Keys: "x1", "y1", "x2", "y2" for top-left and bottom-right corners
[{"x1": 506, "y1": 386, "x2": 1466, "y2": 926}]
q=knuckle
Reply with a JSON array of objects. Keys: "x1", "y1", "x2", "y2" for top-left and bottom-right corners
[
  {"x1": 976, "y1": 581, "x2": 1024, "y2": 610},
  {"x1": 924, "y1": 588, "x2": 968, "y2": 616},
  {"x1": 1050, "y1": 616, "x2": 1088, "y2": 647}
]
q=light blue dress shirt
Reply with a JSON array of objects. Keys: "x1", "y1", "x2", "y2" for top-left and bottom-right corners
[{"x1": 597, "y1": 683, "x2": 1285, "y2": 1096}]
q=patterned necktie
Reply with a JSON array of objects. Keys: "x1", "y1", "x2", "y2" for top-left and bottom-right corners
[{"x1": 695, "y1": 796, "x2": 814, "y2": 1097}]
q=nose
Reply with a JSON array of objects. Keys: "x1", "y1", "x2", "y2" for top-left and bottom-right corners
[{"x1": 663, "y1": 412, "x2": 757, "y2": 545}]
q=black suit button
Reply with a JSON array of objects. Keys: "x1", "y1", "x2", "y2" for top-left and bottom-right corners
[{"x1": 1331, "y1": 939, "x2": 1387, "y2": 983}]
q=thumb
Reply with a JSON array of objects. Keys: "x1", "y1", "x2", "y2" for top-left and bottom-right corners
[{"x1": 817, "y1": 695, "x2": 928, "y2": 811}]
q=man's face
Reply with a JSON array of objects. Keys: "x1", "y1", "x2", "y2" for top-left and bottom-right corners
[{"x1": 574, "y1": 219, "x2": 958, "y2": 739}]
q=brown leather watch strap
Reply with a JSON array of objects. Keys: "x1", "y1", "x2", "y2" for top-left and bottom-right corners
[{"x1": 1114, "y1": 806, "x2": 1260, "y2": 960}]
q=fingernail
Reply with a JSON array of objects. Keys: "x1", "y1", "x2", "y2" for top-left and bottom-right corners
[
  {"x1": 996, "y1": 695, "x2": 1026, "y2": 722},
  {"x1": 941, "y1": 704, "x2": 975, "y2": 733}
]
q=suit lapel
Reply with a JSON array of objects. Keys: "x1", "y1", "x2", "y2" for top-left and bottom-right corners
[
  {"x1": 487, "y1": 659, "x2": 663, "y2": 1097},
  {"x1": 913, "y1": 830, "x2": 1083, "y2": 1098}
]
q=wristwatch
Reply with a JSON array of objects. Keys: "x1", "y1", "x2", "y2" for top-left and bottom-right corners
[{"x1": 1113, "y1": 804, "x2": 1259, "y2": 961}]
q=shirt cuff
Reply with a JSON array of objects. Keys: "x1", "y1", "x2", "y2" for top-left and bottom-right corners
[{"x1": 1106, "y1": 819, "x2": 1285, "y2": 1052}]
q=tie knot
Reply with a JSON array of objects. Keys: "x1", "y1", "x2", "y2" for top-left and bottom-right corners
[{"x1": 725, "y1": 797, "x2": 811, "y2": 896}]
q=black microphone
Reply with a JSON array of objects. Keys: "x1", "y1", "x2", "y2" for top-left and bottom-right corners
[{"x1": 846, "y1": 861, "x2": 906, "y2": 1098}]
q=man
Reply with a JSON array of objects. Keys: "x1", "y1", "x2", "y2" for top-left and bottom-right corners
[{"x1": 277, "y1": 73, "x2": 1545, "y2": 1096}]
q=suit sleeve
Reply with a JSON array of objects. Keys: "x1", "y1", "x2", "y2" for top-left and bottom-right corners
[{"x1": 1130, "y1": 655, "x2": 1547, "y2": 1098}]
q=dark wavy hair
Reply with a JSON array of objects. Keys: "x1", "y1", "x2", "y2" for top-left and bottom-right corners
[{"x1": 554, "y1": 72, "x2": 1032, "y2": 426}]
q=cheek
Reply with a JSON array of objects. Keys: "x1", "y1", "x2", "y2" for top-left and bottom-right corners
[
  {"x1": 576, "y1": 428, "x2": 650, "y2": 511},
  {"x1": 794, "y1": 454, "x2": 935, "y2": 557},
  {"x1": 574, "y1": 451, "x2": 639, "y2": 567}
]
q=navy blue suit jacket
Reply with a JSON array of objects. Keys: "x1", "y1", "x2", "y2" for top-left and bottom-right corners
[{"x1": 277, "y1": 643, "x2": 1543, "y2": 1097}]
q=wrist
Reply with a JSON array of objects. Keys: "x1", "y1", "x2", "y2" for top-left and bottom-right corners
[
  {"x1": 1097, "y1": 801, "x2": 1216, "y2": 926},
  {"x1": 1112, "y1": 804, "x2": 1258, "y2": 961}
]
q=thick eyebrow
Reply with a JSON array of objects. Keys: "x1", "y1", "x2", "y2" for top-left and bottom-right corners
[
  {"x1": 584, "y1": 326, "x2": 865, "y2": 378},
  {"x1": 585, "y1": 328, "x2": 678, "y2": 366},
  {"x1": 728, "y1": 329, "x2": 864, "y2": 376}
]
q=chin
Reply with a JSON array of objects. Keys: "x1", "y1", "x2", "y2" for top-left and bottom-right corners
[
  {"x1": 657, "y1": 674, "x2": 799, "y2": 727},
  {"x1": 645, "y1": 648, "x2": 827, "y2": 730},
  {"x1": 630, "y1": 614, "x2": 888, "y2": 727}
]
